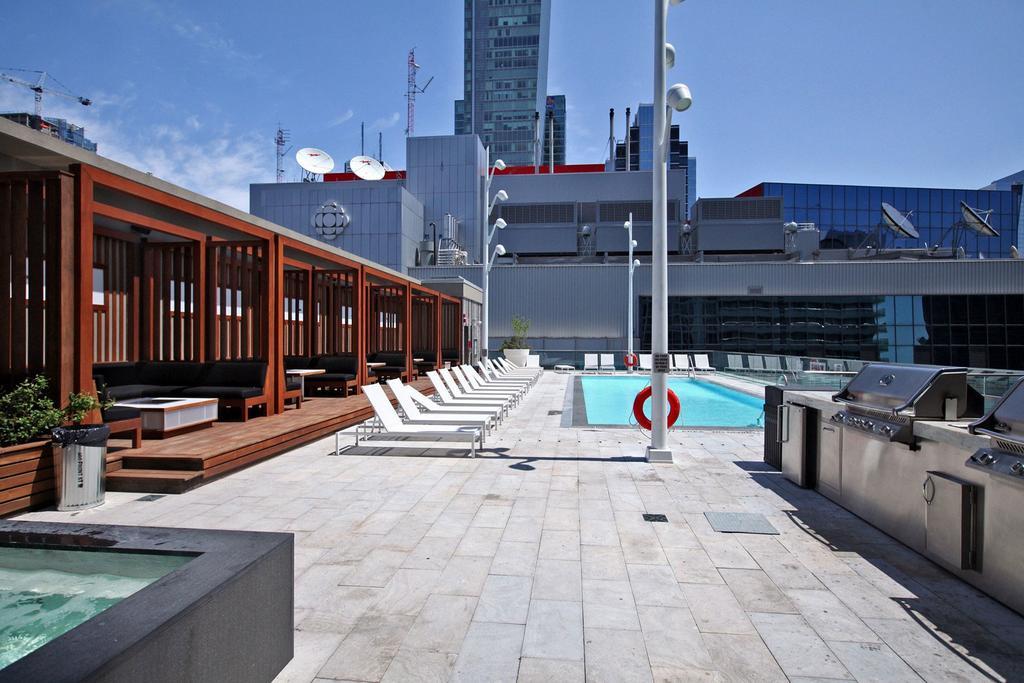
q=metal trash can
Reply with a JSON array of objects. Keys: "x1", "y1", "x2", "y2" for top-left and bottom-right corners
[{"x1": 52, "y1": 424, "x2": 109, "y2": 511}]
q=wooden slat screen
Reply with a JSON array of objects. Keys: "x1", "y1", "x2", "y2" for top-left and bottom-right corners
[
  {"x1": 92, "y1": 234, "x2": 132, "y2": 363},
  {"x1": 411, "y1": 294, "x2": 436, "y2": 354},
  {"x1": 282, "y1": 269, "x2": 308, "y2": 356},
  {"x1": 368, "y1": 284, "x2": 404, "y2": 354},
  {"x1": 142, "y1": 243, "x2": 199, "y2": 361},
  {"x1": 0, "y1": 175, "x2": 65, "y2": 386},
  {"x1": 207, "y1": 242, "x2": 266, "y2": 361},
  {"x1": 314, "y1": 270, "x2": 354, "y2": 355},
  {"x1": 442, "y1": 300, "x2": 461, "y2": 358}
]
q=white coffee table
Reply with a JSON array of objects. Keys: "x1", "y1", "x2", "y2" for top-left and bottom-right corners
[
  {"x1": 286, "y1": 368, "x2": 326, "y2": 396},
  {"x1": 115, "y1": 397, "x2": 218, "y2": 439}
]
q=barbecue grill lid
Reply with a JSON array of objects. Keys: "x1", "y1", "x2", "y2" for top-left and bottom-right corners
[
  {"x1": 833, "y1": 364, "x2": 968, "y2": 413},
  {"x1": 970, "y1": 376, "x2": 1024, "y2": 439}
]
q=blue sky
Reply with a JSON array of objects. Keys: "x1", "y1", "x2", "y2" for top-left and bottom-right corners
[{"x1": 2, "y1": 0, "x2": 1022, "y2": 209}]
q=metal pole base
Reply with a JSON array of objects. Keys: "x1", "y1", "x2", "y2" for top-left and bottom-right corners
[{"x1": 646, "y1": 446, "x2": 673, "y2": 463}]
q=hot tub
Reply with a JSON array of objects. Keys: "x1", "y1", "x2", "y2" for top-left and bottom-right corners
[{"x1": 0, "y1": 522, "x2": 293, "y2": 682}]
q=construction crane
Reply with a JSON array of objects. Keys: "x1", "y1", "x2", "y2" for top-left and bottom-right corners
[
  {"x1": 404, "y1": 48, "x2": 433, "y2": 137},
  {"x1": 0, "y1": 69, "x2": 92, "y2": 119}
]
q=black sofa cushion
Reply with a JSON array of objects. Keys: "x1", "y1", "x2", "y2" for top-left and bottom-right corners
[
  {"x1": 199, "y1": 361, "x2": 267, "y2": 389},
  {"x1": 314, "y1": 355, "x2": 358, "y2": 375},
  {"x1": 284, "y1": 356, "x2": 311, "y2": 370},
  {"x1": 369, "y1": 352, "x2": 406, "y2": 368},
  {"x1": 138, "y1": 361, "x2": 205, "y2": 387},
  {"x1": 286, "y1": 376, "x2": 302, "y2": 391},
  {"x1": 93, "y1": 362, "x2": 140, "y2": 388},
  {"x1": 180, "y1": 385, "x2": 263, "y2": 399},
  {"x1": 101, "y1": 405, "x2": 141, "y2": 422},
  {"x1": 106, "y1": 384, "x2": 185, "y2": 401}
]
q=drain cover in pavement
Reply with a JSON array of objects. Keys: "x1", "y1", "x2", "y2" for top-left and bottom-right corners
[
  {"x1": 704, "y1": 512, "x2": 778, "y2": 535},
  {"x1": 642, "y1": 513, "x2": 669, "y2": 523},
  {"x1": 548, "y1": 410, "x2": 562, "y2": 415},
  {"x1": 137, "y1": 494, "x2": 165, "y2": 502}
]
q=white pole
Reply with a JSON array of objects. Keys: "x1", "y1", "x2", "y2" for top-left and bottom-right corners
[
  {"x1": 649, "y1": 0, "x2": 671, "y2": 461},
  {"x1": 627, "y1": 212, "x2": 634, "y2": 371},
  {"x1": 481, "y1": 146, "x2": 490, "y2": 360}
]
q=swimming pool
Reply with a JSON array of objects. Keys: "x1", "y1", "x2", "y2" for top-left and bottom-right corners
[{"x1": 577, "y1": 376, "x2": 764, "y2": 428}]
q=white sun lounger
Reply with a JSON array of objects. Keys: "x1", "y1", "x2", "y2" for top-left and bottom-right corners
[
  {"x1": 693, "y1": 354, "x2": 716, "y2": 372},
  {"x1": 583, "y1": 354, "x2": 599, "y2": 373},
  {"x1": 392, "y1": 379, "x2": 503, "y2": 425},
  {"x1": 433, "y1": 370, "x2": 514, "y2": 411},
  {"x1": 639, "y1": 354, "x2": 653, "y2": 371},
  {"x1": 461, "y1": 365, "x2": 527, "y2": 399},
  {"x1": 763, "y1": 356, "x2": 782, "y2": 372},
  {"x1": 347, "y1": 383, "x2": 482, "y2": 457},
  {"x1": 784, "y1": 356, "x2": 803, "y2": 373},
  {"x1": 599, "y1": 354, "x2": 616, "y2": 373},
  {"x1": 386, "y1": 379, "x2": 495, "y2": 435},
  {"x1": 449, "y1": 367, "x2": 522, "y2": 404},
  {"x1": 478, "y1": 361, "x2": 533, "y2": 387},
  {"x1": 747, "y1": 355, "x2": 765, "y2": 372},
  {"x1": 726, "y1": 354, "x2": 745, "y2": 372},
  {"x1": 673, "y1": 354, "x2": 692, "y2": 373},
  {"x1": 494, "y1": 357, "x2": 540, "y2": 379}
]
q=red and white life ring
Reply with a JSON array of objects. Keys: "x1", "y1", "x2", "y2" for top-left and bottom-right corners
[
  {"x1": 624, "y1": 353, "x2": 639, "y2": 368},
  {"x1": 632, "y1": 386, "x2": 681, "y2": 430}
]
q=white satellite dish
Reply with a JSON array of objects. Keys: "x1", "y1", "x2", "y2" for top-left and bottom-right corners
[
  {"x1": 880, "y1": 202, "x2": 919, "y2": 239},
  {"x1": 349, "y1": 155, "x2": 386, "y2": 181},
  {"x1": 296, "y1": 147, "x2": 335, "y2": 181},
  {"x1": 960, "y1": 201, "x2": 999, "y2": 237}
]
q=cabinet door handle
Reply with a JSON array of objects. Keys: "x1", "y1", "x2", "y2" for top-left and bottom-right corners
[{"x1": 778, "y1": 405, "x2": 789, "y2": 443}]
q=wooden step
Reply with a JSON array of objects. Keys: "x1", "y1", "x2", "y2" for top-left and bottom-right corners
[
  {"x1": 121, "y1": 453, "x2": 205, "y2": 471},
  {"x1": 106, "y1": 468, "x2": 203, "y2": 494}
]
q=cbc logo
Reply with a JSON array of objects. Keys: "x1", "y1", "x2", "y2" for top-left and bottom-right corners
[{"x1": 311, "y1": 200, "x2": 350, "y2": 240}]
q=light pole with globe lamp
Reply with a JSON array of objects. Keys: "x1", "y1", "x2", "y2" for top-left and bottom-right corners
[
  {"x1": 481, "y1": 152, "x2": 508, "y2": 359},
  {"x1": 649, "y1": 0, "x2": 693, "y2": 462},
  {"x1": 624, "y1": 213, "x2": 639, "y2": 371}
]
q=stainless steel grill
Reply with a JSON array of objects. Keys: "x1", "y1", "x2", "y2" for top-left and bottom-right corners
[
  {"x1": 831, "y1": 364, "x2": 982, "y2": 447},
  {"x1": 968, "y1": 377, "x2": 1024, "y2": 481}
]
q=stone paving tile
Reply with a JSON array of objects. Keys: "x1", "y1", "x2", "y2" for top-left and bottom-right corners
[
  {"x1": 749, "y1": 612, "x2": 851, "y2": 680},
  {"x1": 719, "y1": 568, "x2": 798, "y2": 614},
  {"x1": 379, "y1": 649, "x2": 456, "y2": 683},
  {"x1": 681, "y1": 583, "x2": 756, "y2": 635},
  {"x1": 637, "y1": 605, "x2": 714, "y2": 673},
  {"x1": 317, "y1": 614, "x2": 415, "y2": 682},
  {"x1": 401, "y1": 594, "x2": 477, "y2": 654},
  {"x1": 785, "y1": 588, "x2": 881, "y2": 643},
  {"x1": 584, "y1": 627, "x2": 653, "y2": 683},
  {"x1": 516, "y1": 657, "x2": 585, "y2": 683},
  {"x1": 701, "y1": 632, "x2": 788, "y2": 683},
  {"x1": 826, "y1": 640, "x2": 922, "y2": 682},
  {"x1": 475, "y1": 574, "x2": 532, "y2": 624},
  {"x1": 532, "y1": 558, "x2": 583, "y2": 601},
  {"x1": 490, "y1": 540, "x2": 540, "y2": 576},
  {"x1": 450, "y1": 621, "x2": 525, "y2": 682},
  {"x1": 433, "y1": 556, "x2": 492, "y2": 597},
  {"x1": 583, "y1": 578, "x2": 641, "y2": 630},
  {"x1": 627, "y1": 564, "x2": 687, "y2": 608},
  {"x1": 522, "y1": 599, "x2": 584, "y2": 661}
]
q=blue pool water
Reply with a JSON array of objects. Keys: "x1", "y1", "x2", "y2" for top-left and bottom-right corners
[
  {"x1": 0, "y1": 547, "x2": 191, "y2": 669},
  {"x1": 580, "y1": 376, "x2": 764, "y2": 428}
]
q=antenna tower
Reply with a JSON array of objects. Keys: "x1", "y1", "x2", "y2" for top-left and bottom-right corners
[
  {"x1": 405, "y1": 48, "x2": 434, "y2": 137},
  {"x1": 274, "y1": 124, "x2": 291, "y2": 183}
]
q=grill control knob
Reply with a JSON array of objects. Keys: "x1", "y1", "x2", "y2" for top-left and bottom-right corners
[
  {"x1": 1011, "y1": 461, "x2": 1024, "y2": 476},
  {"x1": 973, "y1": 452, "x2": 997, "y2": 466}
]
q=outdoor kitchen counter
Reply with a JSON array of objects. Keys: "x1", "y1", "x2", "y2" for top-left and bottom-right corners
[{"x1": 783, "y1": 389, "x2": 990, "y2": 450}]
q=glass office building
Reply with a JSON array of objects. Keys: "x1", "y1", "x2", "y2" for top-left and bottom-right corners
[
  {"x1": 614, "y1": 104, "x2": 696, "y2": 217},
  {"x1": 739, "y1": 182, "x2": 1022, "y2": 258},
  {"x1": 639, "y1": 294, "x2": 1024, "y2": 370},
  {"x1": 455, "y1": 0, "x2": 553, "y2": 167}
]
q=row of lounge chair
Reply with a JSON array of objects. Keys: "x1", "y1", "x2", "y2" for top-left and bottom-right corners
[
  {"x1": 581, "y1": 353, "x2": 715, "y2": 373},
  {"x1": 340, "y1": 357, "x2": 542, "y2": 458},
  {"x1": 725, "y1": 354, "x2": 864, "y2": 376}
]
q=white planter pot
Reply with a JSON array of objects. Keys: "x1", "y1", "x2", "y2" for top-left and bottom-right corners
[{"x1": 503, "y1": 348, "x2": 529, "y2": 367}]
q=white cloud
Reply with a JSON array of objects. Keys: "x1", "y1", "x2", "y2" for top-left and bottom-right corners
[
  {"x1": 0, "y1": 88, "x2": 273, "y2": 211},
  {"x1": 185, "y1": 114, "x2": 201, "y2": 130},
  {"x1": 328, "y1": 109, "x2": 354, "y2": 127},
  {"x1": 370, "y1": 112, "x2": 401, "y2": 130}
]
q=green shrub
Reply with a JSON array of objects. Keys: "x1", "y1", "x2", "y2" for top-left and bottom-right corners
[
  {"x1": 0, "y1": 376, "x2": 63, "y2": 447},
  {"x1": 499, "y1": 315, "x2": 531, "y2": 350}
]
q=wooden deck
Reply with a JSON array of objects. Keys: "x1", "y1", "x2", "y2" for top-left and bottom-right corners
[{"x1": 105, "y1": 379, "x2": 434, "y2": 494}]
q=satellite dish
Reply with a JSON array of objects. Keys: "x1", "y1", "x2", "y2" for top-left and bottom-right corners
[
  {"x1": 960, "y1": 201, "x2": 999, "y2": 237},
  {"x1": 349, "y1": 155, "x2": 386, "y2": 181},
  {"x1": 296, "y1": 148, "x2": 335, "y2": 181},
  {"x1": 880, "y1": 202, "x2": 919, "y2": 239}
]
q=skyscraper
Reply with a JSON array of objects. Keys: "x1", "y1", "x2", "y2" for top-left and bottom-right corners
[{"x1": 455, "y1": 0, "x2": 555, "y2": 167}]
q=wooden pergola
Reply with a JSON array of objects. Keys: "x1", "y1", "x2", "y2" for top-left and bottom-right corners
[{"x1": 0, "y1": 164, "x2": 462, "y2": 416}]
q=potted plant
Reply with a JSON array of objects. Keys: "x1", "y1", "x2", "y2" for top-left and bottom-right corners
[
  {"x1": 0, "y1": 376, "x2": 65, "y2": 514},
  {"x1": 51, "y1": 389, "x2": 110, "y2": 511},
  {"x1": 500, "y1": 315, "x2": 531, "y2": 367}
]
